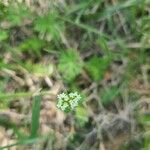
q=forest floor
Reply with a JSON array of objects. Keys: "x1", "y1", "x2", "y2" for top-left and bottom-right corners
[{"x1": 0, "y1": 0, "x2": 150, "y2": 150}]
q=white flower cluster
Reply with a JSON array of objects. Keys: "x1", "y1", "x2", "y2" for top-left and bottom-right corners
[{"x1": 57, "y1": 92, "x2": 81, "y2": 111}]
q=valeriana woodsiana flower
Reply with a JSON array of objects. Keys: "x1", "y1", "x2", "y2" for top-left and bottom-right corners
[{"x1": 57, "y1": 92, "x2": 81, "y2": 112}]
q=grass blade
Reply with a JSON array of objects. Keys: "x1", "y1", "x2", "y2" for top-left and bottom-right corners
[{"x1": 30, "y1": 95, "x2": 41, "y2": 138}]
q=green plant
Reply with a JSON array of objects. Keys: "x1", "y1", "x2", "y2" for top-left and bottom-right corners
[
  {"x1": 30, "y1": 96, "x2": 41, "y2": 138},
  {"x1": 85, "y1": 55, "x2": 111, "y2": 81},
  {"x1": 57, "y1": 92, "x2": 81, "y2": 112},
  {"x1": 5, "y1": 3, "x2": 31, "y2": 27},
  {"x1": 34, "y1": 12, "x2": 64, "y2": 40},
  {"x1": 0, "y1": 0, "x2": 149, "y2": 149},
  {"x1": 58, "y1": 49, "x2": 83, "y2": 82},
  {"x1": 100, "y1": 86, "x2": 120, "y2": 105},
  {"x1": 0, "y1": 30, "x2": 8, "y2": 41},
  {"x1": 19, "y1": 37, "x2": 45, "y2": 56}
]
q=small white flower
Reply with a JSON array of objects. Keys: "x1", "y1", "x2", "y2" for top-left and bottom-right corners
[
  {"x1": 57, "y1": 93, "x2": 66, "y2": 99},
  {"x1": 63, "y1": 102, "x2": 68, "y2": 109},
  {"x1": 69, "y1": 92, "x2": 74, "y2": 98},
  {"x1": 57, "y1": 92, "x2": 81, "y2": 111},
  {"x1": 74, "y1": 98, "x2": 79, "y2": 103},
  {"x1": 61, "y1": 102, "x2": 68, "y2": 111},
  {"x1": 64, "y1": 95, "x2": 69, "y2": 101},
  {"x1": 57, "y1": 93, "x2": 69, "y2": 101},
  {"x1": 57, "y1": 98, "x2": 63, "y2": 109},
  {"x1": 57, "y1": 102, "x2": 62, "y2": 108},
  {"x1": 74, "y1": 92, "x2": 78, "y2": 96},
  {"x1": 70, "y1": 100, "x2": 78, "y2": 109},
  {"x1": 76, "y1": 95, "x2": 81, "y2": 100}
]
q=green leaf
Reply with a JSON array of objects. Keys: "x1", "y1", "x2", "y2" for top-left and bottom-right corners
[
  {"x1": 58, "y1": 49, "x2": 83, "y2": 82},
  {"x1": 0, "y1": 30, "x2": 8, "y2": 41},
  {"x1": 100, "y1": 86, "x2": 120, "y2": 105},
  {"x1": 85, "y1": 55, "x2": 110, "y2": 81},
  {"x1": 30, "y1": 96, "x2": 41, "y2": 138},
  {"x1": 6, "y1": 3, "x2": 31, "y2": 26},
  {"x1": 34, "y1": 12, "x2": 64, "y2": 40},
  {"x1": 19, "y1": 37, "x2": 45, "y2": 56}
]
